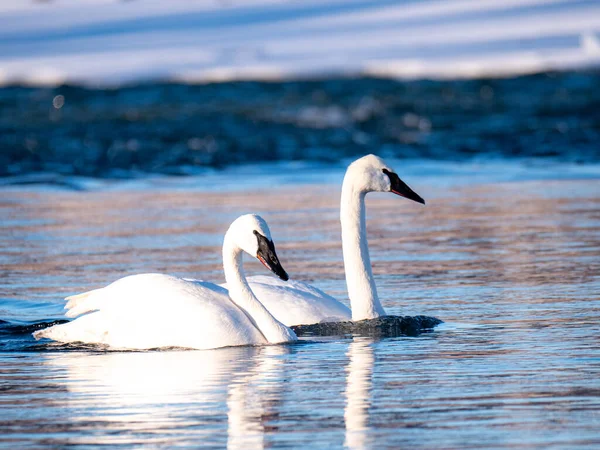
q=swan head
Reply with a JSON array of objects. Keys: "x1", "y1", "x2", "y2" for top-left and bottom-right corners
[
  {"x1": 228, "y1": 214, "x2": 289, "y2": 281},
  {"x1": 346, "y1": 154, "x2": 425, "y2": 204}
]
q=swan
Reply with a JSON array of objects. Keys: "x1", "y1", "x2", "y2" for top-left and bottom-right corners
[
  {"x1": 222, "y1": 155, "x2": 425, "y2": 326},
  {"x1": 33, "y1": 214, "x2": 297, "y2": 350}
]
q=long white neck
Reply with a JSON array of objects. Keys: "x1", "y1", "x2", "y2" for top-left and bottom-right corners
[
  {"x1": 340, "y1": 176, "x2": 386, "y2": 321},
  {"x1": 222, "y1": 237, "x2": 296, "y2": 344}
]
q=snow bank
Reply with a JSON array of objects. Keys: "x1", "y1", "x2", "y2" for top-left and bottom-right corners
[{"x1": 1, "y1": 0, "x2": 599, "y2": 86}]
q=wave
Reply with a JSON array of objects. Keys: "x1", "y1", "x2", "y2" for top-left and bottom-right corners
[
  {"x1": 0, "y1": 319, "x2": 68, "y2": 337},
  {"x1": 292, "y1": 315, "x2": 443, "y2": 338},
  {"x1": 0, "y1": 319, "x2": 70, "y2": 352}
]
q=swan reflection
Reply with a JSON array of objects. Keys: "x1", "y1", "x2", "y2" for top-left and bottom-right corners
[
  {"x1": 345, "y1": 337, "x2": 375, "y2": 450},
  {"x1": 42, "y1": 345, "x2": 290, "y2": 448},
  {"x1": 227, "y1": 345, "x2": 288, "y2": 449},
  {"x1": 41, "y1": 339, "x2": 376, "y2": 448}
]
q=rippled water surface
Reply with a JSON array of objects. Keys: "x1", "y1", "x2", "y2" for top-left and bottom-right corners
[{"x1": 1, "y1": 163, "x2": 600, "y2": 449}]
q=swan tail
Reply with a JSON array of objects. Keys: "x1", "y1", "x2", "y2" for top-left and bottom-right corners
[
  {"x1": 64, "y1": 288, "x2": 103, "y2": 318},
  {"x1": 33, "y1": 325, "x2": 56, "y2": 340},
  {"x1": 33, "y1": 313, "x2": 107, "y2": 344},
  {"x1": 33, "y1": 322, "x2": 70, "y2": 341}
]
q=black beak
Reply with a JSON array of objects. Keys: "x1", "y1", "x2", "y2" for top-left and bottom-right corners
[
  {"x1": 382, "y1": 169, "x2": 425, "y2": 205},
  {"x1": 254, "y1": 231, "x2": 289, "y2": 281}
]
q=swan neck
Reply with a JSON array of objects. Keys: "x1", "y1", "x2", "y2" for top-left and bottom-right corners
[
  {"x1": 222, "y1": 236, "x2": 296, "y2": 343},
  {"x1": 340, "y1": 180, "x2": 386, "y2": 321}
]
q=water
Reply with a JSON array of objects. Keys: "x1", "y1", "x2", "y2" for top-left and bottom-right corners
[
  {"x1": 1, "y1": 160, "x2": 599, "y2": 448},
  {"x1": 2, "y1": 72, "x2": 600, "y2": 179}
]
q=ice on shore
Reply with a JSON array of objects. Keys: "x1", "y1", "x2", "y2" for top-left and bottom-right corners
[{"x1": 0, "y1": 0, "x2": 599, "y2": 86}]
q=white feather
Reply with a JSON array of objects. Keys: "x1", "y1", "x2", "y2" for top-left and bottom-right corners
[{"x1": 242, "y1": 275, "x2": 352, "y2": 325}]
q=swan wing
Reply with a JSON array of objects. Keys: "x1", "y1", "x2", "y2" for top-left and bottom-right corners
[
  {"x1": 222, "y1": 275, "x2": 351, "y2": 327},
  {"x1": 246, "y1": 275, "x2": 334, "y2": 299},
  {"x1": 34, "y1": 273, "x2": 266, "y2": 350}
]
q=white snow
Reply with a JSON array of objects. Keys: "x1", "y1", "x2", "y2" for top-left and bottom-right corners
[{"x1": 1, "y1": 0, "x2": 599, "y2": 86}]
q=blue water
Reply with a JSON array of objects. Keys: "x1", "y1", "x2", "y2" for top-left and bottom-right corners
[
  {"x1": 2, "y1": 72, "x2": 599, "y2": 180},
  {"x1": 2, "y1": 69, "x2": 600, "y2": 447},
  {"x1": 1, "y1": 155, "x2": 599, "y2": 448}
]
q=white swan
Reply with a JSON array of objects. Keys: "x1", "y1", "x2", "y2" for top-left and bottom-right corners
[
  {"x1": 223, "y1": 155, "x2": 425, "y2": 326},
  {"x1": 33, "y1": 214, "x2": 297, "y2": 350}
]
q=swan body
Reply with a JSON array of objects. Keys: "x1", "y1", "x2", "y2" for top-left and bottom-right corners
[
  {"x1": 34, "y1": 275, "x2": 266, "y2": 350},
  {"x1": 242, "y1": 275, "x2": 352, "y2": 325},
  {"x1": 34, "y1": 215, "x2": 297, "y2": 350},
  {"x1": 222, "y1": 155, "x2": 425, "y2": 326}
]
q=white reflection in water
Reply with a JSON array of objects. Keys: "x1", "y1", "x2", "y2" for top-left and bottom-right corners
[
  {"x1": 227, "y1": 345, "x2": 288, "y2": 450},
  {"x1": 41, "y1": 345, "x2": 290, "y2": 447},
  {"x1": 344, "y1": 337, "x2": 375, "y2": 450},
  {"x1": 39, "y1": 341, "x2": 379, "y2": 448}
]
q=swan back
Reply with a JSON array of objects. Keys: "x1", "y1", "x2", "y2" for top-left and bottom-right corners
[{"x1": 35, "y1": 274, "x2": 267, "y2": 349}]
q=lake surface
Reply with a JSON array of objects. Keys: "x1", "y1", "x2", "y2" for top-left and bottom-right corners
[
  {"x1": 3, "y1": 72, "x2": 599, "y2": 179},
  {"x1": 1, "y1": 161, "x2": 599, "y2": 449}
]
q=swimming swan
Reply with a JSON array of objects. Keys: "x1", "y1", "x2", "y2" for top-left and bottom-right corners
[
  {"x1": 33, "y1": 214, "x2": 297, "y2": 350},
  {"x1": 223, "y1": 155, "x2": 425, "y2": 326}
]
